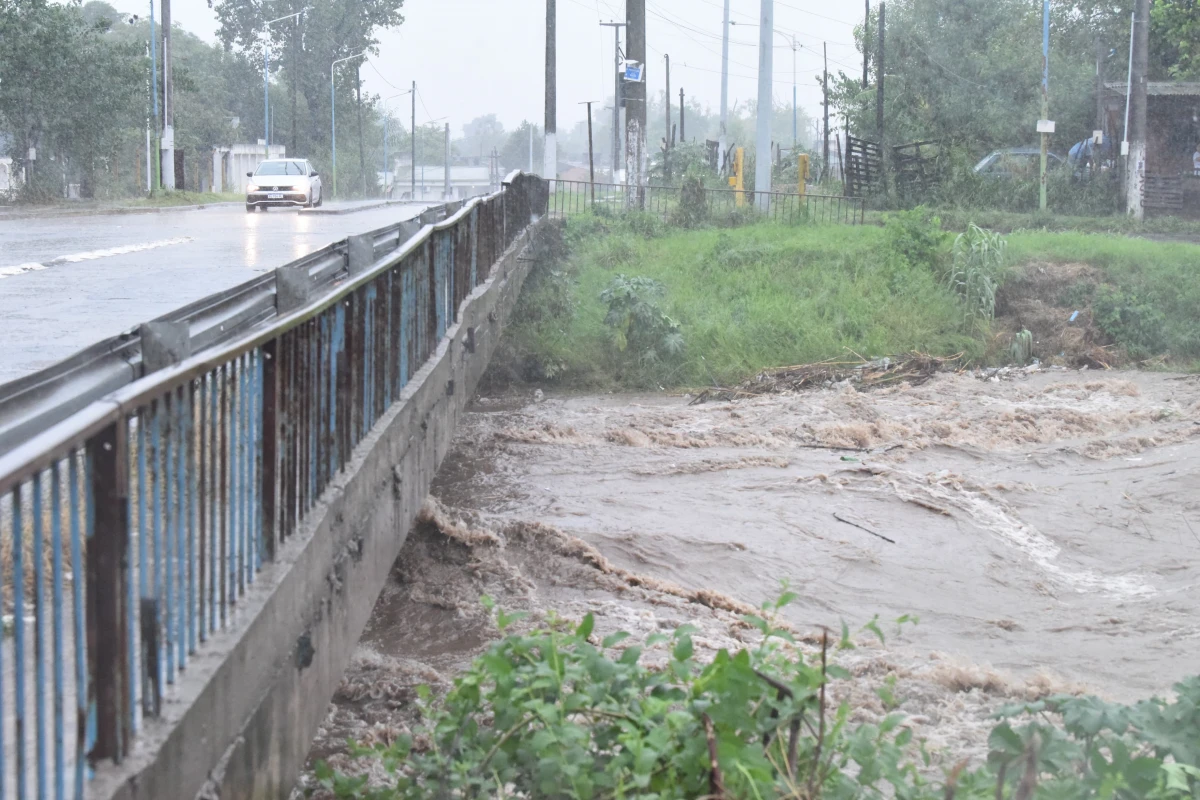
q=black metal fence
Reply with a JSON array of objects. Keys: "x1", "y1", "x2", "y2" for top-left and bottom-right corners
[
  {"x1": 0, "y1": 172, "x2": 546, "y2": 799},
  {"x1": 549, "y1": 179, "x2": 865, "y2": 225}
]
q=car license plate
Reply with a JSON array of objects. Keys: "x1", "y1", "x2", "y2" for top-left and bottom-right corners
[{"x1": 267, "y1": 192, "x2": 284, "y2": 200}]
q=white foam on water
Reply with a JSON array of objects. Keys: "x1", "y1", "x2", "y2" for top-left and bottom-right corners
[{"x1": 0, "y1": 236, "x2": 193, "y2": 279}]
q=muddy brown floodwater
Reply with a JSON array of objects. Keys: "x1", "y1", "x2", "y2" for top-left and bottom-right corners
[{"x1": 297, "y1": 368, "x2": 1200, "y2": 795}]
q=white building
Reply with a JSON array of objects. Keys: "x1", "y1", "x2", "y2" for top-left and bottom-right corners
[{"x1": 211, "y1": 144, "x2": 287, "y2": 194}]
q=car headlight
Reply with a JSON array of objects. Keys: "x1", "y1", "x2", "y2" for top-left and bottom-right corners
[{"x1": 247, "y1": 183, "x2": 258, "y2": 192}]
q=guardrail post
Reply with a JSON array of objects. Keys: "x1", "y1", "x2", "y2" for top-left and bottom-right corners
[
  {"x1": 276, "y1": 265, "x2": 311, "y2": 315},
  {"x1": 348, "y1": 234, "x2": 374, "y2": 275},
  {"x1": 141, "y1": 322, "x2": 191, "y2": 374},
  {"x1": 87, "y1": 420, "x2": 131, "y2": 763}
]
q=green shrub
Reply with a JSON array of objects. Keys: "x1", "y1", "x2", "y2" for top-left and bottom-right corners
[
  {"x1": 1093, "y1": 285, "x2": 1169, "y2": 360},
  {"x1": 599, "y1": 275, "x2": 684, "y2": 365},
  {"x1": 883, "y1": 206, "x2": 947, "y2": 268},
  {"x1": 318, "y1": 598, "x2": 1200, "y2": 800}
]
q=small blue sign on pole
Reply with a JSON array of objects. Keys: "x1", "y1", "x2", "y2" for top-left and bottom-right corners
[{"x1": 623, "y1": 61, "x2": 644, "y2": 82}]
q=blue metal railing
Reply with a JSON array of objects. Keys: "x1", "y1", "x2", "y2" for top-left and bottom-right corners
[{"x1": 0, "y1": 172, "x2": 544, "y2": 798}]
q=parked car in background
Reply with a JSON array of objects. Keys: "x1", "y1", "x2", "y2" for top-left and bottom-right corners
[
  {"x1": 246, "y1": 158, "x2": 322, "y2": 211},
  {"x1": 973, "y1": 147, "x2": 1065, "y2": 179}
]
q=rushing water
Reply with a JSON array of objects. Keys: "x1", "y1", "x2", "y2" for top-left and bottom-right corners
[{"x1": 297, "y1": 369, "x2": 1200, "y2": 794}]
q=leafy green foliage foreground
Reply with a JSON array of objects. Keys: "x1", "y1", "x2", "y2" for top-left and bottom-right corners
[{"x1": 315, "y1": 597, "x2": 1200, "y2": 799}]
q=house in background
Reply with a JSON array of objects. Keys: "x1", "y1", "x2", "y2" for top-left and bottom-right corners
[
  {"x1": 1105, "y1": 81, "x2": 1200, "y2": 216},
  {"x1": 211, "y1": 144, "x2": 287, "y2": 194}
]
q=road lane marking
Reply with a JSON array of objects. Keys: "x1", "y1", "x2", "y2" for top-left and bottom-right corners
[{"x1": 0, "y1": 236, "x2": 195, "y2": 278}]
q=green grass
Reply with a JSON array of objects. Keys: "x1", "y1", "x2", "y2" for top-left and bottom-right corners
[
  {"x1": 120, "y1": 191, "x2": 243, "y2": 208},
  {"x1": 507, "y1": 217, "x2": 980, "y2": 389},
  {"x1": 1006, "y1": 230, "x2": 1200, "y2": 362}
]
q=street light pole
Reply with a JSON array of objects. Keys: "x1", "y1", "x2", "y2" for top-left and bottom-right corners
[
  {"x1": 264, "y1": 10, "x2": 306, "y2": 160},
  {"x1": 331, "y1": 51, "x2": 367, "y2": 199}
]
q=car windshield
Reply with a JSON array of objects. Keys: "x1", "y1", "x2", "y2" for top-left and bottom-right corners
[{"x1": 255, "y1": 161, "x2": 306, "y2": 176}]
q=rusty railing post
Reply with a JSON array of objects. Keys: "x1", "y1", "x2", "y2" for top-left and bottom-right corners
[
  {"x1": 261, "y1": 339, "x2": 278, "y2": 561},
  {"x1": 87, "y1": 420, "x2": 131, "y2": 763}
]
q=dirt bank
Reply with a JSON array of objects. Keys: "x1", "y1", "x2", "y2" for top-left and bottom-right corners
[{"x1": 297, "y1": 368, "x2": 1200, "y2": 795}]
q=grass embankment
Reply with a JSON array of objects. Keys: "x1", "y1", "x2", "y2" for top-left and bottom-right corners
[
  {"x1": 502, "y1": 212, "x2": 1200, "y2": 390},
  {"x1": 119, "y1": 190, "x2": 243, "y2": 207},
  {"x1": 504, "y1": 216, "x2": 979, "y2": 389}
]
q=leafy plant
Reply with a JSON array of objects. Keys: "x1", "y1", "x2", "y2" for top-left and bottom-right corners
[
  {"x1": 599, "y1": 275, "x2": 684, "y2": 365},
  {"x1": 1093, "y1": 285, "x2": 1169, "y2": 360},
  {"x1": 317, "y1": 595, "x2": 934, "y2": 800},
  {"x1": 883, "y1": 206, "x2": 947, "y2": 268},
  {"x1": 948, "y1": 224, "x2": 1007, "y2": 324},
  {"x1": 318, "y1": 594, "x2": 1200, "y2": 800}
]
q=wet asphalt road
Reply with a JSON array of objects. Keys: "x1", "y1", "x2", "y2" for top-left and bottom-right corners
[{"x1": 0, "y1": 202, "x2": 434, "y2": 384}]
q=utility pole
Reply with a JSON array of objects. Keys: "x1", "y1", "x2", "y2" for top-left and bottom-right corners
[
  {"x1": 720, "y1": 0, "x2": 730, "y2": 171},
  {"x1": 755, "y1": 0, "x2": 773, "y2": 210},
  {"x1": 411, "y1": 81, "x2": 416, "y2": 199},
  {"x1": 1039, "y1": 0, "x2": 1050, "y2": 212},
  {"x1": 626, "y1": 0, "x2": 647, "y2": 201},
  {"x1": 823, "y1": 42, "x2": 830, "y2": 182},
  {"x1": 600, "y1": 21, "x2": 626, "y2": 181},
  {"x1": 664, "y1": 53, "x2": 671, "y2": 181},
  {"x1": 862, "y1": 0, "x2": 869, "y2": 90},
  {"x1": 1126, "y1": 0, "x2": 1149, "y2": 219},
  {"x1": 1095, "y1": 36, "x2": 1106, "y2": 142},
  {"x1": 679, "y1": 88, "x2": 685, "y2": 142},
  {"x1": 150, "y1": 0, "x2": 159, "y2": 193},
  {"x1": 161, "y1": 0, "x2": 175, "y2": 190},
  {"x1": 356, "y1": 65, "x2": 368, "y2": 197},
  {"x1": 791, "y1": 36, "x2": 798, "y2": 147},
  {"x1": 581, "y1": 100, "x2": 596, "y2": 203},
  {"x1": 444, "y1": 122, "x2": 451, "y2": 199},
  {"x1": 529, "y1": 125, "x2": 534, "y2": 173},
  {"x1": 544, "y1": 0, "x2": 556, "y2": 181},
  {"x1": 876, "y1": 1, "x2": 886, "y2": 194}
]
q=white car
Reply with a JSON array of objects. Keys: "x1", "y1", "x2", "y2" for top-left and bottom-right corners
[{"x1": 246, "y1": 158, "x2": 323, "y2": 211}]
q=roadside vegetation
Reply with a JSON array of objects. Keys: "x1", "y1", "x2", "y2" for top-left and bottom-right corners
[
  {"x1": 317, "y1": 596, "x2": 1200, "y2": 799},
  {"x1": 490, "y1": 210, "x2": 1200, "y2": 392}
]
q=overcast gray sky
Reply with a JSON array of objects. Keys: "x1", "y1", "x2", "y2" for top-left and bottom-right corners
[{"x1": 107, "y1": 0, "x2": 864, "y2": 137}]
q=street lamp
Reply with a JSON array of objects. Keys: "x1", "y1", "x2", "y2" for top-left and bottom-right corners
[
  {"x1": 383, "y1": 90, "x2": 412, "y2": 198},
  {"x1": 331, "y1": 50, "x2": 368, "y2": 198},
  {"x1": 264, "y1": 9, "x2": 306, "y2": 159}
]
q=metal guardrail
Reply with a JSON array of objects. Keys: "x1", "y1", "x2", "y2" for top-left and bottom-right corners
[
  {"x1": 0, "y1": 203, "x2": 460, "y2": 456},
  {"x1": 550, "y1": 179, "x2": 865, "y2": 225},
  {"x1": 0, "y1": 172, "x2": 546, "y2": 798}
]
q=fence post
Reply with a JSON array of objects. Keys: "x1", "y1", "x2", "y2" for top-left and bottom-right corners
[
  {"x1": 86, "y1": 420, "x2": 131, "y2": 763},
  {"x1": 261, "y1": 339, "x2": 278, "y2": 561}
]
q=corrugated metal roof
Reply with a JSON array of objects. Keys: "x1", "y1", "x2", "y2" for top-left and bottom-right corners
[{"x1": 1106, "y1": 81, "x2": 1200, "y2": 97}]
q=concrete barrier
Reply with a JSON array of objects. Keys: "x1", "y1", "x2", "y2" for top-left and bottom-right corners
[{"x1": 88, "y1": 218, "x2": 548, "y2": 800}]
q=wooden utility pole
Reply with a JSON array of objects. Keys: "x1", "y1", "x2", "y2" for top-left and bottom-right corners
[
  {"x1": 1126, "y1": 0, "x2": 1149, "y2": 219},
  {"x1": 862, "y1": 0, "x2": 869, "y2": 90},
  {"x1": 581, "y1": 100, "x2": 596, "y2": 203},
  {"x1": 823, "y1": 42, "x2": 830, "y2": 182},
  {"x1": 664, "y1": 53, "x2": 671, "y2": 181},
  {"x1": 679, "y1": 88, "x2": 685, "y2": 142},
  {"x1": 545, "y1": 0, "x2": 556, "y2": 180},
  {"x1": 444, "y1": 122, "x2": 451, "y2": 199},
  {"x1": 626, "y1": 0, "x2": 647, "y2": 199},
  {"x1": 875, "y1": 1, "x2": 886, "y2": 194},
  {"x1": 1039, "y1": 0, "x2": 1049, "y2": 212},
  {"x1": 356, "y1": 66, "x2": 367, "y2": 197}
]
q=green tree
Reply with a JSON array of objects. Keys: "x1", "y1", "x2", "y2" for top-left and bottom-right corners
[
  {"x1": 213, "y1": 0, "x2": 406, "y2": 195},
  {"x1": 0, "y1": 0, "x2": 144, "y2": 199}
]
